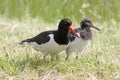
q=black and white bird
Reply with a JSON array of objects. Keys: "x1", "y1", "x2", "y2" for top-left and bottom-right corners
[
  {"x1": 65, "y1": 18, "x2": 100, "y2": 60},
  {"x1": 20, "y1": 18, "x2": 79, "y2": 61}
]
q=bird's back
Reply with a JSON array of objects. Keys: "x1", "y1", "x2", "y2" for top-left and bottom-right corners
[{"x1": 20, "y1": 30, "x2": 56, "y2": 45}]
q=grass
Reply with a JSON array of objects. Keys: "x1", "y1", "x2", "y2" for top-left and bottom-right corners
[
  {"x1": 0, "y1": 0, "x2": 120, "y2": 80},
  {"x1": 0, "y1": 0, "x2": 120, "y2": 23}
]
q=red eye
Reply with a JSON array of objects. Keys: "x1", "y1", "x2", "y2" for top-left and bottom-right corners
[{"x1": 64, "y1": 21, "x2": 67, "y2": 24}]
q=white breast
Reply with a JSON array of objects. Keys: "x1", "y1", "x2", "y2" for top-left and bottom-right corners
[
  {"x1": 67, "y1": 35, "x2": 91, "y2": 54},
  {"x1": 26, "y1": 34, "x2": 68, "y2": 55}
]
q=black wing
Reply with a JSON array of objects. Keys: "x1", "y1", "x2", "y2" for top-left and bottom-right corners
[{"x1": 20, "y1": 30, "x2": 56, "y2": 45}]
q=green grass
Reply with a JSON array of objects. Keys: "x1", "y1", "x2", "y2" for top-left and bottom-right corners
[
  {"x1": 0, "y1": 0, "x2": 120, "y2": 23},
  {"x1": 0, "y1": 0, "x2": 120, "y2": 80}
]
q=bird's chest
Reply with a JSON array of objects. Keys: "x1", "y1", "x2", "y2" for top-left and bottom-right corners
[{"x1": 69, "y1": 37, "x2": 91, "y2": 50}]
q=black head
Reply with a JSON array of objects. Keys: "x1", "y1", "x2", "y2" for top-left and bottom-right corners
[
  {"x1": 55, "y1": 18, "x2": 79, "y2": 45},
  {"x1": 58, "y1": 18, "x2": 80, "y2": 38},
  {"x1": 80, "y1": 18, "x2": 100, "y2": 31},
  {"x1": 81, "y1": 18, "x2": 93, "y2": 29},
  {"x1": 58, "y1": 18, "x2": 72, "y2": 31}
]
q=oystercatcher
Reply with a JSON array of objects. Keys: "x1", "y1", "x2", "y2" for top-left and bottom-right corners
[
  {"x1": 65, "y1": 18, "x2": 100, "y2": 60},
  {"x1": 20, "y1": 18, "x2": 79, "y2": 61}
]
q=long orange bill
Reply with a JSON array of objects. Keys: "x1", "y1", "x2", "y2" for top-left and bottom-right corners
[
  {"x1": 69, "y1": 26, "x2": 80, "y2": 38},
  {"x1": 91, "y1": 25, "x2": 100, "y2": 31}
]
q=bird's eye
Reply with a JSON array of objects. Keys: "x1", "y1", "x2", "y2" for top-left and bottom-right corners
[{"x1": 64, "y1": 21, "x2": 67, "y2": 24}]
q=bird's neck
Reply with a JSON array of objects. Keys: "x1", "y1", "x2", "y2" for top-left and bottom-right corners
[
  {"x1": 54, "y1": 30, "x2": 69, "y2": 45},
  {"x1": 81, "y1": 28, "x2": 92, "y2": 40}
]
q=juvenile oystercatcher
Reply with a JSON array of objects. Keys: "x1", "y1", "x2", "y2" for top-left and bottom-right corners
[
  {"x1": 20, "y1": 18, "x2": 79, "y2": 61},
  {"x1": 65, "y1": 18, "x2": 100, "y2": 60}
]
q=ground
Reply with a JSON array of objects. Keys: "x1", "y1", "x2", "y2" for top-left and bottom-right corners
[{"x1": 0, "y1": 0, "x2": 120, "y2": 80}]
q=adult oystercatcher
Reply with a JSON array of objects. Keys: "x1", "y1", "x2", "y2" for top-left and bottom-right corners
[
  {"x1": 20, "y1": 18, "x2": 79, "y2": 61},
  {"x1": 65, "y1": 18, "x2": 100, "y2": 60}
]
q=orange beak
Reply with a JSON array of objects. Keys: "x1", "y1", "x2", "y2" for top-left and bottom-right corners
[
  {"x1": 91, "y1": 25, "x2": 100, "y2": 31},
  {"x1": 69, "y1": 26, "x2": 80, "y2": 38}
]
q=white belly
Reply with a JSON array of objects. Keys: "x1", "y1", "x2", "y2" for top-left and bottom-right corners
[
  {"x1": 67, "y1": 37, "x2": 91, "y2": 54},
  {"x1": 26, "y1": 34, "x2": 68, "y2": 55}
]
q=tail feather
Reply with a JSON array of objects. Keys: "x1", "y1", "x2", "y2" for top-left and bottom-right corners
[{"x1": 19, "y1": 39, "x2": 30, "y2": 44}]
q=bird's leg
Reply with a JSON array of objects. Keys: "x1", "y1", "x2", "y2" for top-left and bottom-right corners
[
  {"x1": 43, "y1": 56, "x2": 46, "y2": 62},
  {"x1": 51, "y1": 54, "x2": 55, "y2": 61},
  {"x1": 76, "y1": 50, "x2": 84, "y2": 59},
  {"x1": 76, "y1": 51, "x2": 81, "y2": 59},
  {"x1": 65, "y1": 55, "x2": 69, "y2": 61},
  {"x1": 76, "y1": 55, "x2": 78, "y2": 59},
  {"x1": 43, "y1": 53, "x2": 48, "y2": 62},
  {"x1": 65, "y1": 49, "x2": 71, "y2": 61}
]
